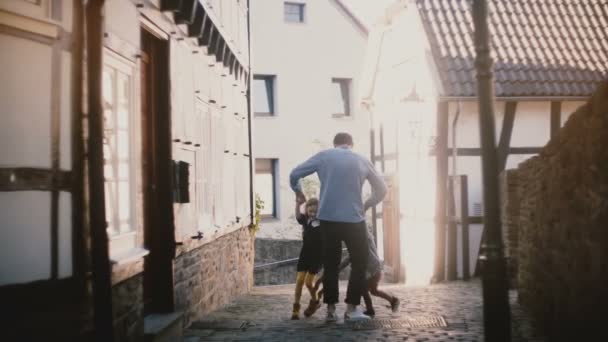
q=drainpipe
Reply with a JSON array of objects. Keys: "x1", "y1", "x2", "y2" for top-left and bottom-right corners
[
  {"x1": 472, "y1": 0, "x2": 511, "y2": 340},
  {"x1": 246, "y1": 0, "x2": 254, "y2": 225},
  {"x1": 365, "y1": 29, "x2": 386, "y2": 246},
  {"x1": 85, "y1": 0, "x2": 114, "y2": 341},
  {"x1": 446, "y1": 103, "x2": 460, "y2": 281}
]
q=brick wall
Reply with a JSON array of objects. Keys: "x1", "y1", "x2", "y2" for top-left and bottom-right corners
[
  {"x1": 174, "y1": 226, "x2": 254, "y2": 327},
  {"x1": 505, "y1": 82, "x2": 608, "y2": 340}
]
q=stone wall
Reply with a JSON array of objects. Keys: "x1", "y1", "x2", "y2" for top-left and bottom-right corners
[
  {"x1": 112, "y1": 275, "x2": 144, "y2": 342},
  {"x1": 174, "y1": 226, "x2": 254, "y2": 327},
  {"x1": 254, "y1": 238, "x2": 303, "y2": 285},
  {"x1": 254, "y1": 238, "x2": 351, "y2": 286},
  {"x1": 506, "y1": 83, "x2": 608, "y2": 340}
]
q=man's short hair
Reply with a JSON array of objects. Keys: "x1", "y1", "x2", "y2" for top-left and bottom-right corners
[{"x1": 333, "y1": 132, "x2": 353, "y2": 146}]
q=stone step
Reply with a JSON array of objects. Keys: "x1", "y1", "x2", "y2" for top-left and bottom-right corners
[{"x1": 144, "y1": 312, "x2": 184, "y2": 342}]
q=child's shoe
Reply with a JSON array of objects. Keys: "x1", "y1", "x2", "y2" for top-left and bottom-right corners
[
  {"x1": 363, "y1": 309, "x2": 375, "y2": 318},
  {"x1": 390, "y1": 297, "x2": 401, "y2": 313},
  {"x1": 291, "y1": 303, "x2": 301, "y2": 320},
  {"x1": 325, "y1": 304, "x2": 338, "y2": 323},
  {"x1": 303, "y1": 299, "x2": 321, "y2": 317}
]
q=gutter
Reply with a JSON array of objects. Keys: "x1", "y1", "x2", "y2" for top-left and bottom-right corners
[{"x1": 439, "y1": 95, "x2": 590, "y2": 102}]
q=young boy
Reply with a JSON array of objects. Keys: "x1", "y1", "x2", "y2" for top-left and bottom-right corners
[
  {"x1": 291, "y1": 197, "x2": 323, "y2": 320},
  {"x1": 313, "y1": 227, "x2": 400, "y2": 317}
]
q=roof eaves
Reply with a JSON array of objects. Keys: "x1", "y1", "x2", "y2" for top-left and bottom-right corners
[{"x1": 332, "y1": 0, "x2": 369, "y2": 36}]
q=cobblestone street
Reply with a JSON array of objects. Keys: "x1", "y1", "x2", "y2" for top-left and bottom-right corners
[{"x1": 183, "y1": 280, "x2": 544, "y2": 341}]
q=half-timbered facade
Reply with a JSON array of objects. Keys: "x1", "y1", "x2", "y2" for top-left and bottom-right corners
[
  {"x1": 0, "y1": 0, "x2": 254, "y2": 340},
  {"x1": 361, "y1": 0, "x2": 607, "y2": 285}
]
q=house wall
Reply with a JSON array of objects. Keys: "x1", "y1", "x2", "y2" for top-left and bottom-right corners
[
  {"x1": 442, "y1": 100, "x2": 586, "y2": 278},
  {"x1": 502, "y1": 85, "x2": 608, "y2": 340},
  {"x1": 104, "y1": 1, "x2": 253, "y2": 341},
  {"x1": 0, "y1": 0, "x2": 75, "y2": 286},
  {"x1": 362, "y1": 1, "x2": 592, "y2": 282},
  {"x1": 250, "y1": 0, "x2": 370, "y2": 240},
  {"x1": 0, "y1": 0, "x2": 254, "y2": 340}
]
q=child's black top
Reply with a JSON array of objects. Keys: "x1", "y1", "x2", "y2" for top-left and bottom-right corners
[{"x1": 296, "y1": 214, "x2": 323, "y2": 274}]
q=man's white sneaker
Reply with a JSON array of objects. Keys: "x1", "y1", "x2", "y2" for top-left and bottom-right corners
[{"x1": 344, "y1": 309, "x2": 371, "y2": 322}]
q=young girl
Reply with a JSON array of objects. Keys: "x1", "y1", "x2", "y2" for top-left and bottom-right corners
[
  {"x1": 313, "y1": 226, "x2": 400, "y2": 317},
  {"x1": 291, "y1": 197, "x2": 323, "y2": 320}
]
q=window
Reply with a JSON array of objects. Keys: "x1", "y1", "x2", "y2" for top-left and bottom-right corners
[
  {"x1": 284, "y1": 2, "x2": 305, "y2": 23},
  {"x1": 255, "y1": 159, "x2": 278, "y2": 218},
  {"x1": 330, "y1": 78, "x2": 351, "y2": 116},
  {"x1": 102, "y1": 53, "x2": 136, "y2": 255},
  {"x1": 253, "y1": 75, "x2": 275, "y2": 116}
]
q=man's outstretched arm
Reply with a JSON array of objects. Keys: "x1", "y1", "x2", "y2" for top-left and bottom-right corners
[
  {"x1": 289, "y1": 152, "x2": 322, "y2": 199},
  {"x1": 364, "y1": 160, "x2": 388, "y2": 211}
]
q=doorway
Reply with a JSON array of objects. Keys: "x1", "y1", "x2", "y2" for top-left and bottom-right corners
[{"x1": 141, "y1": 26, "x2": 174, "y2": 314}]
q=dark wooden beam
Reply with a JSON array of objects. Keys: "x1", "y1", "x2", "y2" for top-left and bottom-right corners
[
  {"x1": 0, "y1": 168, "x2": 71, "y2": 191},
  {"x1": 86, "y1": 0, "x2": 114, "y2": 340},
  {"x1": 207, "y1": 28, "x2": 219, "y2": 55},
  {"x1": 497, "y1": 101, "x2": 517, "y2": 172},
  {"x1": 198, "y1": 17, "x2": 213, "y2": 46},
  {"x1": 187, "y1": 4, "x2": 206, "y2": 37},
  {"x1": 429, "y1": 147, "x2": 542, "y2": 156},
  {"x1": 434, "y1": 101, "x2": 449, "y2": 283},
  {"x1": 447, "y1": 177, "x2": 458, "y2": 281},
  {"x1": 379, "y1": 123, "x2": 386, "y2": 172},
  {"x1": 460, "y1": 175, "x2": 470, "y2": 280},
  {"x1": 160, "y1": 0, "x2": 182, "y2": 12},
  {"x1": 174, "y1": 0, "x2": 197, "y2": 25},
  {"x1": 509, "y1": 147, "x2": 542, "y2": 154},
  {"x1": 550, "y1": 101, "x2": 562, "y2": 138}
]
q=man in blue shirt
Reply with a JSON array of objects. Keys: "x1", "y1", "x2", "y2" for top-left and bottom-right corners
[{"x1": 290, "y1": 132, "x2": 387, "y2": 322}]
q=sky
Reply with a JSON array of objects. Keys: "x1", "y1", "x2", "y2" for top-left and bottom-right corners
[{"x1": 340, "y1": 0, "x2": 396, "y2": 27}]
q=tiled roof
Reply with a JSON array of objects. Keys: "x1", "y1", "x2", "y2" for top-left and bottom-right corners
[{"x1": 416, "y1": 0, "x2": 608, "y2": 97}]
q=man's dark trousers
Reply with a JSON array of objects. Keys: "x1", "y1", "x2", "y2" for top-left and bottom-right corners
[{"x1": 321, "y1": 220, "x2": 369, "y2": 305}]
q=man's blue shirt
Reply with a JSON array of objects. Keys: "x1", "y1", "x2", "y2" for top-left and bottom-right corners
[{"x1": 289, "y1": 146, "x2": 388, "y2": 223}]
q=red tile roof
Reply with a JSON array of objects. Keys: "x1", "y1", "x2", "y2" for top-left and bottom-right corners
[{"x1": 416, "y1": 0, "x2": 608, "y2": 97}]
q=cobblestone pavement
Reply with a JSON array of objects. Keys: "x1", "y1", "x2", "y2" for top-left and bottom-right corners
[{"x1": 183, "y1": 280, "x2": 544, "y2": 341}]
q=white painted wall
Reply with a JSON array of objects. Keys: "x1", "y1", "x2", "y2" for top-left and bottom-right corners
[
  {"x1": 0, "y1": 1, "x2": 74, "y2": 285},
  {"x1": 251, "y1": 0, "x2": 370, "y2": 239}
]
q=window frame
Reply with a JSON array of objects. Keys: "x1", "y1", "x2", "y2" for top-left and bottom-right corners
[
  {"x1": 283, "y1": 2, "x2": 305, "y2": 24},
  {"x1": 102, "y1": 49, "x2": 139, "y2": 259},
  {"x1": 331, "y1": 77, "x2": 352, "y2": 117},
  {"x1": 255, "y1": 158, "x2": 278, "y2": 219},
  {"x1": 253, "y1": 74, "x2": 276, "y2": 117}
]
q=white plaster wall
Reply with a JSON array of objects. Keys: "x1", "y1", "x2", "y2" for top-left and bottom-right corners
[
  {"x1": 251, "y1": 0, "x2": 370, "y2": 239},
  {"x1": 0, "y1": 33, "x2": 52, "y2": 168},
  {"x1": 0, "y1": 0, "x2": 75, "y2": 284}
]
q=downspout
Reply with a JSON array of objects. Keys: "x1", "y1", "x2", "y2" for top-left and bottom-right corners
[
  {"x1": 446, "y1": 102, "x2": 460, "y2": 280},
  {"x1": 246, "y1": 0, "x2": 254, "y2": 225},
  {"x1": 451, "y1": 102, "x2": 461, "y2": 177},
  {"x1": 85, "y1": 0, "x2": 114, "y2": 341},
  {"x1": 365, "y1": 29, "x2": 386, "y2": 246}
]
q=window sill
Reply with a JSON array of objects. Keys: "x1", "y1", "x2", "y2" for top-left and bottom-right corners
[{"x1": 110, "y1": 247, "x2": 149, "y2": 265}]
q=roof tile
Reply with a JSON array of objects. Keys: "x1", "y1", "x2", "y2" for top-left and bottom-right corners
[{"x1": 416, "y1": 0, "x2": 608, "y2": 97}]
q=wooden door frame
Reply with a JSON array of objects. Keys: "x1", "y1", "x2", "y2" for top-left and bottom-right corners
[{"x1": 141, "y1": 26, "x2": 175, "y2": 314}]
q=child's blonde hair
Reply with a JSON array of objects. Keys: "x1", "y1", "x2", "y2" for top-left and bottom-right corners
[{"x1": 305, "y1": 198, "x2": 319, "y2": 209}]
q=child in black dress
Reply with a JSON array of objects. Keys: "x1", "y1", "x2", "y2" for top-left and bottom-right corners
[
  {"x1": 291, "y1": 197, "x2": 323, "y2": 320},
  {"x1": 312, "y1": 226, "x2": 400, "y2": 317}
]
